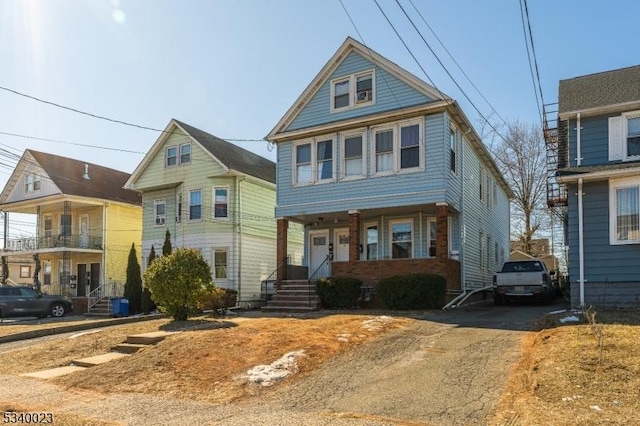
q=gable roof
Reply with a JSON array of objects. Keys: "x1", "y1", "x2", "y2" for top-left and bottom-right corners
[
  {"x1": 559, "y1": 64, "x2": 640, "y2": 118},
  {"x1": 26, "y1": 150, "x2": 140, "y2": 205},
  {"x1": 126, "y1": 119, "x2": 275, "y2": 188},
  {"x1": 267, "y1": 37, "x2": 449, "y2": 140}
]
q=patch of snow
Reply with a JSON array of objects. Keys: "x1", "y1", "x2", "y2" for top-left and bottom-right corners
[
  {"x1": 562, "y1": 395, "x2": 583, "y2": 402},
  {"x1": 68, "y1": 329, "x2": 104, "y2": 339},
  {"x1": 547, "y1": 309, "x2": 567, "y2": 315},
  {"x1": 336, "y1": 333, "x2": 351, "y2": 342},
  {"x1": 362, "y1": 316, "x2": 394, "y2": 331},
  {"x1": 559, "y1": 316, "x2": 581, "y2": 324},
  {"x1": 243, "y1": 350, "x2": 306, "y2": 387},
  {"x1": 590, "y1": 405, "x2": 602, "y2": 412}
]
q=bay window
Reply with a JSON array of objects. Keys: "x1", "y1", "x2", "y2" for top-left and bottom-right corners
[
  {"x1": 214, "y1": 187, "x2": 228, "y2": 219},
  {"x1": 189, "y1": 189, "x2": 202, "y2": 221}
]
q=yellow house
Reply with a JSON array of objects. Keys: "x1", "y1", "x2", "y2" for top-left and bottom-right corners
[{"x1": 0, "y1": 150, "x2": 142, "y2": 312}]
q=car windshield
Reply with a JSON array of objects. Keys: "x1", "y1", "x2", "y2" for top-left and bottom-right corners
[{"x1": 501, "y1": 261, "x2": 543, "y2": 273}]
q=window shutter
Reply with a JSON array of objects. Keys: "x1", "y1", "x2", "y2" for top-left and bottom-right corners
[{"x1": 609, "y1": 116, "x2": 623, "y2": 161}]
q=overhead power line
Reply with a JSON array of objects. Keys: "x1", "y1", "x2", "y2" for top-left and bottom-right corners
[
  {"x1": 519, "y1": 0, "x2": 544, "y2": 126},
  {"x1": 0, "y1": 85, "x2": 266, "y2": 143}
]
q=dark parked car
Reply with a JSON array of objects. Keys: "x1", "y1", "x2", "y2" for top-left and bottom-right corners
[{"x1": 0, "y1": 286, "x2": 73, "y2": 318}]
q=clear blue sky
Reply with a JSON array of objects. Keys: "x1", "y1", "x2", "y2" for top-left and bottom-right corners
[{"x1": 1, "y1": 0, "x2": 638, "y2": 237}]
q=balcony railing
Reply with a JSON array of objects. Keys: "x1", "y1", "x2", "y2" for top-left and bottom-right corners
[{"x1": 4, "y1": 234, "x2": 103, "y2": 252}]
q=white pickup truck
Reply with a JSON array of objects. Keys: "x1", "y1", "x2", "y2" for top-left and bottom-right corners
[{"x1": 492, "y1": 260, "x2": 556, "y2": 305}]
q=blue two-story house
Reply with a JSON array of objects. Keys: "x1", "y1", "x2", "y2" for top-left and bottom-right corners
[
  {"x1": 267, "y1": 37, "x2": 512, "y2": 302},
  {"x1": 555, "y1": 65, "x2": 640, "y2": 307}
]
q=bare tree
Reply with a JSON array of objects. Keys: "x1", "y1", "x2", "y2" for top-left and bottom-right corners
[{"x1": 490, "y1": 121, "x2": 548, "y2": 254}]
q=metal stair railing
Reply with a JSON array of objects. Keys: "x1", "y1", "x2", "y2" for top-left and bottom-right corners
[
  {"x1": 307, "y1": 255, "x2": 331, "y2": 304},
  {"x1": 260, "y1": 256, "x2": 290, "y2": 301}
]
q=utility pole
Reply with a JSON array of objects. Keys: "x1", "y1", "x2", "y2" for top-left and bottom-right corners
[{"x1": 1, "y1": 211, "x2": 7, "y2": 284}]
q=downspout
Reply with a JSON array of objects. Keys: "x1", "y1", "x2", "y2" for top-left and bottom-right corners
[
  {"x1": 236, "y1": 176, "x2": 246, "y2": 306},
  {"x1": 460, "y1": 129, "x2": 466, "y2": 293},
  {"x1": 102, "y1": 203, "x2": 107, "y2": 293},
  {"x1": 576, "y1": 113, "x2": 582, "y2": 167},
  {"x1": 577, "y1": 178, "x2": 585, "y2": 307}
]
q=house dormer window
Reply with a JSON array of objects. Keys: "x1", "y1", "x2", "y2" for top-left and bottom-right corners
[
  {"x1": 330, "y1": 70, "x2": 375, "y2": 112},
  {"x1": 25, "y1": 174, "x2": 41, "y2": 193},
  {"x1": 166, "y1": 143, "x2": 191, "y2": 167}
]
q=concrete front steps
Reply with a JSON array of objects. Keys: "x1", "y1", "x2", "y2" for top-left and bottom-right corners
[
  {"x1": 85, "y1": 298, "x2": 112, "y2": 317},
  {"x1": 262, "y1": 280, "x2": 320, "y2": 312},
  {"x1": 21, "y1": 331, "x2": 179, "y2": 379}
]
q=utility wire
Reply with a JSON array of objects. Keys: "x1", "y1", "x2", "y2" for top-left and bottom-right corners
[
  {"x1": 371, "y1": 0, "x2": 449, "y2": 101},
  {"x1": 519, "y1": 0, "x2": 543, "y2": 126},
  {"x1": 0, "y1": 85, "x2": 266, "y2": 143},
  {"x1": 391, "y1": 0, "x2": 508, "y2": 142},
  {"x1": 407, "y1": 0, "x2": 508, "y2": 128}
]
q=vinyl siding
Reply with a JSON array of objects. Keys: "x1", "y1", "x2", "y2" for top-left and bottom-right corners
[
  {"x1": 4, "y1": 152, "x2": 61, "y2": 204},
  {"x1": 458, "y1": 132, "x2": 510, "y2": 290},
  {"x1": 104, "y1": 203, "x2": 142, "y2": 283},
  {"x1": 566, "y1": 180, "x2": 640, "y2": 288},
  {"x1": 276, "y1": 112, "x2": 448, "y2": 217},
  {"x1": 286, "y1": 51, "x2": 435, "y2": 132},
  {"x1": 567, "y1": 115, "x2": 611, "y2": 167}
]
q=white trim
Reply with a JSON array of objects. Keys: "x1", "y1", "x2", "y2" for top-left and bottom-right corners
[
  {"x1": 364, "y1": 221, "x2": 379, "y2": 260},
  {"x1": 188, "y1": 188, "x2": 203, "y2": 222},
  {"x1": 559, "y1": 100, "x2": 640, "y2": 121},
  {"x1": 266, "y1": 37, "x2": 445, "y2": 140},
  {"x1": 213, "y1": 247, "x2": 229, "y2": 280},
  {"x1": 609, "y1": 175, "x2": 640, "y2": 245},
  {"x1": 427, "y1": 217, "x2": 437, "y2": 258},
  {"x1": 329, "y1": 69, "x2": 375, "y2": 113},
  {"x1": 340, "y1": 129, "x2": 366, "y2": 181},
  {"x1": 292, "y1": 135, "x2": 337, "y2": 186},
  {"x1": 389, "y1": 218, "x2": 414, "y2": 259},
  {"x1": 179, "y1": 143, "x2": 191, "y2": 165},
  {"x1": 153, "y1": 199, "x2": 166, "y2": 226},
  {"x1": 370, "y1": 118, "x2": 424, "y2": 177},
  {"x1": 333, "y1": 228, "x2": 350, "y2": 262},
  {"x1": 622, "y1": 110, "x2": 640, "y2": 161},
  {"x1": 212, "y1": 186, "x2": 230, "y2": 221}
]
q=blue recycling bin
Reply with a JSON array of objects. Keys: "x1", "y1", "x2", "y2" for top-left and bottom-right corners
[{"x1": 111, "y1": 297, "x2": 129, "y2": 317}]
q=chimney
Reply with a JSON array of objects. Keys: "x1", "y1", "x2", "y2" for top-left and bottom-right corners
[{"x1": 82, "y1": 164, "x2": 90, "y2": 180}]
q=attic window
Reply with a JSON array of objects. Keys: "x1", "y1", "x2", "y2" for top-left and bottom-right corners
[
  {"x1": 330, "y1": 70, "x2": 375, "y2": 112},
  {"x1": 25, "y1": 174, "x2": 41, "y2": 193},
  {"x1": 166, "y1": 143, "x2": 191, "y2": 167}
]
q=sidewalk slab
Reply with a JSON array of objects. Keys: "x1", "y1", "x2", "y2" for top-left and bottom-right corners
[
  {"x1": 22, "y1": 365, "x2": 87, "y2": 379},
  {"x1": 72, "y1": 352, "x2": 130, "y2": 367}
]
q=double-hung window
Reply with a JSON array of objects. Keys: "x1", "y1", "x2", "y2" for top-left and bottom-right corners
[
  {"x1": 316, "y1": 140, "x2": 333, "y2": 181},
  {"x1": 293, "y1": 137, "x2": 335, "y2": 185},
  {"x1": 449, "y1": 127, "x2": 456, "y2": 173},
  {"x1": 176, "y1": 193, "x2": 182, "y2": 223},
  {"x1": 390, "y1": 220, "x2": 413, "y2": 259},
  {"x1": 154, "y1": 200, "x2": 166, "y2": 226},
  {"x1": 330, "y1": 70, "x2": 375, "y2": 112},
  {"x1": 25, "y1": 174, "x2": 40, "y2": 192},
  {"x1": 342, "y1": 133, "x2": 364, "y2": 180},
  {"x1": 214, "y1": 249, "x2": 228, "y2": 279},
  {"x1": 189, "y1": 189, "x2": 202, "y2": 221},
  {"x1": 372, "y1": 120, "x2": 423, "y2": 175},
  {"x1": 610, "y1": 177, "x2": 640, "y2": 244},
  {"x1": 180, "y1": 143, "x2": 191, "y2": 164},
  {"x1": 166, "y1": 143, "x2": 191, "y2": 167},
  {"x1": 214, "y1": 187, "x2": 228, "y2": 219},
  {"x1": 365, "y1": 223, "x2": 378, "y2": 260}
]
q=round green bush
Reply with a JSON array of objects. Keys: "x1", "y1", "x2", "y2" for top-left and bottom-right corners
[
  {"x1": 316, "y1": 276, "x2": 362, "y2": 309},
  {"x1": 376, "y1": 274, "x2": 446, "y2": 310}
]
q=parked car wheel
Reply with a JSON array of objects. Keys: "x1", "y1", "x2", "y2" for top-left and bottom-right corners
[{"x1": 50, "y1": 303, "x2": 66, "y2": 318}]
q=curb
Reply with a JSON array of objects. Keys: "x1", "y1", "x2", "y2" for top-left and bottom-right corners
[{"x1": 0, "y1": 314, "x2": 166, "y2": 344}]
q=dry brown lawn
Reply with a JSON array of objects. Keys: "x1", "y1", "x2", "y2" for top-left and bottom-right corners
[
  {"x1": 491, "y1": 308, "x2": 640, "y2": 425},
  {"x1": 0, "y1": 314, "x2": 413, "y2": 405},
  {"x1": 3, "y1": 309, "x2": 640, "y2": 425}
]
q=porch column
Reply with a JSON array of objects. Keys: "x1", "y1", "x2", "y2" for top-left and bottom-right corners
[
  {"x1": 436, "y1": 202, "x2": 449, "y2": 260},
  {"x1": 348, "y1": 210, "x2": 361, "y2": 263},
  {"x1": 276, "y1": 218, "x2": 288, "y2": 282}
]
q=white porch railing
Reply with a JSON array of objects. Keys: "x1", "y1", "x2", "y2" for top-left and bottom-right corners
[{"x1": 88, "y1": 282, "x2": 124, "y2": 311}]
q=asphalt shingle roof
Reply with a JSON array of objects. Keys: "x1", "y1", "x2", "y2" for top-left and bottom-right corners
[
  {"x1": 174, "y1": 120, "x2": 275, "y2": 184},
  {"x1": 28, "y1": 150, "x2": 141, "y2": 205},
  {"x1": 559, "y1": 65, "x2": 640, "y2": 114}
]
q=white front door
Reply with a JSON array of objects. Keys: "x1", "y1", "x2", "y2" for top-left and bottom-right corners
[
  {"x1": 309, "y1": 230, "x2": 330, "y2": 279},
  {"x1": 334, "y1": 228, "x2": 349, "y2": 262}
]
